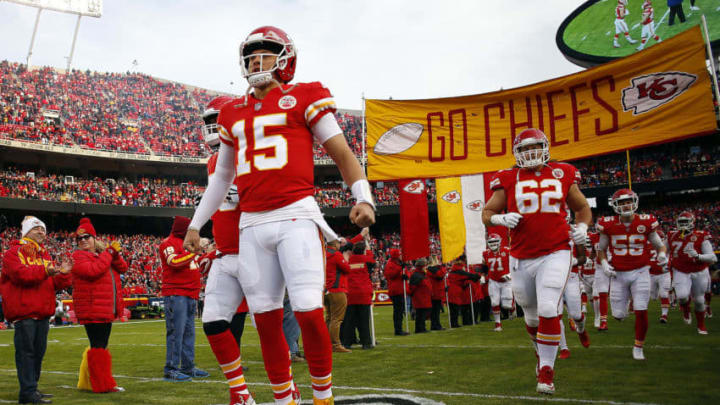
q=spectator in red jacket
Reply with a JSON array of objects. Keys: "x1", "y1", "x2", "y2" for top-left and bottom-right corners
[
  {"x1": 158, "y1": 216, "x2": 207, "y2": 381},
  {"x1": 408, "y1": 258, "x2": 432, "y2": 333},
  {"x1": 342, "y1": 242, "x2": 376, "y2": 350},
  {"x1": 383, "y1": 248, "x2": 410, "y2": 336},
  {"x1": 324, "y1": 238, "x2": 352, "y2": 353},
  {"x1": 71, "y1": 217, "x2": 127, "y2": 394},
  {"x1": 0, "y1": 216, "x2": 72, "y2": 404},
  {"x1": 426, "y1": 259, "x2": 447, "y2": 331},
  {"x1": 447, "y1": 256, "x2": 479, "y2": 328}
]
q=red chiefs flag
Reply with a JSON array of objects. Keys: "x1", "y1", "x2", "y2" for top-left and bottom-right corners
[{"x1": 398, "y1": 179, "x2": 430, "y2": 261}]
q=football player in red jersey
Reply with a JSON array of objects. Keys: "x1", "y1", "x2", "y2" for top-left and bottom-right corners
[
  {"x1": 557, "y1": 220, "x2": 591, "y2": 360},
  {"x1": 482, "y1": 128, "x2": 592, "y2": 395},
  {"x1": 668, "y1": 211, "x2": 717, "y2": 334},
  {"x1": 185, "y1": 26, "x2": 374, "y2": 405},
  {"x1": 482, "y1": 233, "x2": 513, "y2": 331},
  {"x1": 579, "y1": 232, "x2": 598, "y2": 322},
  {"x1": 596, "y1": 189, "x2": 667, "y2": 360},
  {"x1": 648, "y1": 230, "x2": 672, "y2": 324},
  {"x1": 197, "y1": 96, "x2": 256, "y2": 405}
]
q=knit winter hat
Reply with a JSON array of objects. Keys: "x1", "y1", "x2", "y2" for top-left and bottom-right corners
[
  {"x1": 171, "y1": 216, "x2": 191, "y2": 238},
  {"x1": 76, "y1": 217, "x2": 97, "y2": 237},
  {"x1": 21, "y1": 216, "x2": 46, "y2": 237}
]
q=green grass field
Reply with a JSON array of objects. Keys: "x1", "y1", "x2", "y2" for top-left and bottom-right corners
[
  {"x1": 563, "y1": 0, "x2": 720, "y2": 57},
  {"x1": 1, "y1": 303, "x2": 719, "y2": 405}
]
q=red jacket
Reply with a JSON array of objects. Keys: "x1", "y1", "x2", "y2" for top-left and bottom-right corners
[
  {"x1": 71, "y1": 248, "x2": 128, "y2": 324},
  {"x1": 383, "y1": 259, "x2": 409, "y2": 297},
  {"x1": 448, "y1": 265, "x2": 472, "y2": 305},
  {"x1": 346, "y1": 253, "x2": 374, "y2": 305},
  {"x1": 325, "y1": 248, "x2": 350, "y2": 293},
  {"x1": 427, "y1": 265, "x2": 447, "y2": 301},
  {"x1": 408, "y1": 269, "x2": 432, "y2": 309},
  {"x1": 469, "y1": 265, "x2": 485, "y2": 301},
  {"x1": 0, "y1": 238, "x2": 71, "y2": 322},
  {"x1": 159, "y1": 235, "x2": 201, "y2": 299}
]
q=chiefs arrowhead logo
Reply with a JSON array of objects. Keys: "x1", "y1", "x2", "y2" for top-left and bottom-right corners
[
  {"x1": 442, "y1": 190, "x2": 461, "y2": 204},
  {"x1": 622, "y1": 72, "x2": 696, "y2": 115},
  {"x1": 465, "y1": 200, "x2": 484, "y2": 211},
  {"x1": 402, "y1": 180, "x2": 425, "y2": 194}
]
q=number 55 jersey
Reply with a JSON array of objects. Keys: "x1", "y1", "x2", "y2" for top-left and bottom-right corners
[{"x1": 489, "y1": 162, "x2": 580, "y2": 259}]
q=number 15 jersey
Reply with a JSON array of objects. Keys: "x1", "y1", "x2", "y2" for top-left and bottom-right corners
[
  {"x1": 217, "y1": 82, "x2": 336, "y2": 213},
  {"x1": 489, "y1": 162, "x2": 580, "y2": 259}
]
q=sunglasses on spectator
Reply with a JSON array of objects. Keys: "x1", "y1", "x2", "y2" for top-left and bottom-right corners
[{"x1": 77, "y1": 234, "x2": 93, "y2": 241}]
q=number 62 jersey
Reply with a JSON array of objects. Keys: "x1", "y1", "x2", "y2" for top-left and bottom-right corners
[{"x1": 489, "y1": 162, "x2": 580, "y2": 259}]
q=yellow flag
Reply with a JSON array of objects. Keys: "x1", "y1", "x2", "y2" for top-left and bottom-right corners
[{"x1": 436, "y1": 177, "x2": 465, "y2": 263}]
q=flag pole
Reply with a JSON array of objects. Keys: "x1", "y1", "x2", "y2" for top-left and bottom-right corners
[
  {"x1": 467, "y1": 263, "x2": 476, "y2": 325},
  {"x1": 369, "y1": 293, "x2": 376, "y2": 346},
  {"x1": 701, "y1": 15, "x2": 720, "y2": 109},
  {"x1": 402, "y1": 271, "x2": 410, "y2": 333},
  {"x1": 625, "y1": 149, "x2": 632, "y2": 190},
  {"x1": 444, "y1": 271, "x2": 452, "y2": 328},
  {"x1": 361, "y1": 93, "x2": 367, "y2": 171}
]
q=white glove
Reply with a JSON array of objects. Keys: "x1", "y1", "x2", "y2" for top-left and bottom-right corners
[
  {"x1": 661, "y1": 265, "x2": 669, "y2": 274},
  {"x1": 682, "y1": 244, "x2": 699, "y2": 259},
  {"x1": 656, "y1": 251, "x2": 669, "y2": 266},
  {"x1": 571, "y1": 257, "x2": 579, "y2": 267},
  {"x1": 480, "y1": 275, "x2": 487, "y2": 284},
  {"x1": 601, "y1": 259, "x2": 616, "y2": 278},
  {"x1": 490, "y1": 213, "x2": 523, "y2": 229},
  {"x1": 571, "y1": 223, "x2": 588, "y2": 247},
  {"x1": 500, "y1": 274, "x2": 511, "y2": 282}
]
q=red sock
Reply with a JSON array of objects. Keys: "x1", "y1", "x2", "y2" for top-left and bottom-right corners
[
  {"x1": 634, "y1": 310, "x2": 648, "y2": 347},
  {"x1": 681, "y1": 302, "x2": 691, "y2": 318},
  {"x1": 537, "y1": 316, "x2": 561, "y2": 369},
  {"x1": 706, "y1": 293, "x2": 712, "y2": 306},
  {"x1": 492, "y1": 306, "x2": 501, "y2": 315},
  {"x1": 599, "y1": 293, "x2": 609, "y2": 320},
  {"x1": 660, "y1": 297, "x2": 670, "y2": 309},
  {"x1": 525, "y1": 324, "x2": 538, "y2": 342},
  {"x1": 254, "y1": 309, "x2": 293, "y2": 401},
  {"x1": 581, "y1": 292, "x2": 587, "y2": 306},
  {"x1": 206, "y1": 329, "x2": 248, "y2": 396},
  {"x1": 696, "y1": 311, "x2": 707, "y2": 330},
  {"x1": 294, "y1": 308, "x2": 333, "y2": 397}
]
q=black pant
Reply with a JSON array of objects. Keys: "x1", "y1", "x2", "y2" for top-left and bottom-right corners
[
  {"x1": 461, "y1": 304, "x2": 473, "y2": 325},
  {"x1": 342, "y1": 304, "x2": 371, "y2": 347},
  {"x1": 449, "y1": 303, "x2": 462, "y2": 328},
  {"x1": 415, "y1": 308, "x2": 430, "y2": 333},
  {"x1": 430, "y1": 300, "x2": 443, "y2": 330},
  {"x1": 230, "y1": 312, "x2": 247, "y2": 347},
  {"x1": 480, "y1": 297, "x2": 491, "y2": 322},
  {"x1": 84, "y1": 323, "x2": 112, "y2": 348},
  {"x1": 14, "y1": 318, "x2": 49, "y2": 401},
  {"x1": 390, "y1": 295, "x2": 406, "y2": 334},
  {"x1": 669, "y1": 5, "x2": 685, "y2": 25}
]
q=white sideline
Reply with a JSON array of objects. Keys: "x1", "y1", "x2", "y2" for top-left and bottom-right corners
[{"x1": 0, "y1": 368, "x2": 662, "y2": 405}]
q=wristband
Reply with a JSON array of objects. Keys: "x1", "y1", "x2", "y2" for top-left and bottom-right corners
[
  {"x1": 351, "y1": 179, "x2": 375, "y2": 210},
  {"x1": 490, "y1": 214, "x2": 503, "y2": 226},
  {"x1": 576, "y1": 222, "x2": 588, "y2": 233}
]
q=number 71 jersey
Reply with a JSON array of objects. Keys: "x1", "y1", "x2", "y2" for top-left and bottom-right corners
[
  {"x1": 489, "y1": 162, "x2": 579, "y2": 259},
  {"x1": 596, "y1": 214, "x2": 659, "y2": 271},
  {"x1": 217, "y1": 82, "x2": 336, "y2": 212}
]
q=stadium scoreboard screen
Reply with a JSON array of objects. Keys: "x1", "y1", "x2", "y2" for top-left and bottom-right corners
[{"x1": 557, "y1": 0, "x2": 720, "y2": 67}]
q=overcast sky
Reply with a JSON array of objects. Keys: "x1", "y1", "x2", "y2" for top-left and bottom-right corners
[{"x1": 0, "y1": 0, "x2": 585, "y2": 110}]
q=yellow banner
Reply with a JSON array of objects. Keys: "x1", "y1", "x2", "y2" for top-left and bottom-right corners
[
  {"x1": 436, "y1": 177, "x2": 465, "y2": 263},
  {"x1": 366, "y1": 26, "x2": 716, "y2": 181}
]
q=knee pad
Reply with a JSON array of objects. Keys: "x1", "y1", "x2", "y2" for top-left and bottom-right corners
[
  {"x1": 523, "y1": 307, "x2": 539, "y2": 327},
  {"x1": 202, "y1": 320, "x2": 230, "y2": 336},
  {"x1": 501, "y1": 298, "x2": 514, "y2": 310},
  {"x1": 287, "y1": 288, "x2": 323, "y2": 312},
  {"x1": 538, "y1": 298, "x2": 560, "y2": 318},
  {"x1": 694, "y1": 295, "x2": 706, "y2": 312}
]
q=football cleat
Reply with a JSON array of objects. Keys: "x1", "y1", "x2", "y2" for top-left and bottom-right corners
[
  {"x1": 593, "y1": 317, "x2": 601, "y2": 329},
  {"x1": 290, "y1": 381, "x2": 302, "y2": 404},
  {"x1": 578, "y1": 330, "x2": 591, "y2": 348},
  {"x1": 707, "y1": 308, "x2": 713, "y2": 318},
  {"x1": 683, "y1": 315, "x2": 692, "y2": 325},
  {"x1": 558, "y1": 349, "x2": 571, "y2": 359},
  {"x1": 598, "y1": 320, "x2": 608, "y2": 331},
  {"x1": 697, "y1": 327, "x2": 708, "y2": 335},
  {"x1": 313, "y1": 397, "x2": 335, "y2": 405},
  {"x1": 232, "y1": 392, "x2": 256, "y2": 405},
  {"x1": 659, "y1": 314, "x2": 668, "y2": 324},
  {"x1": 632, "y1": 346, "x2": 645, "y2": 361},
  {"x1": 568, "y1": 318, "x2": 577, "y2": 332},
  {"x1": 494, "y1": 323, "x2": 503, "y2": 332},
  {"x1": 536, "y1": 366, "x2": 555, "y2": 395}
]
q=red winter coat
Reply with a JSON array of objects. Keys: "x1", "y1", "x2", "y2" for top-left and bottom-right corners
[
  {"x1": 346, "y1": 253, "x2": 374, "y2": 305},
  {"x1": 427, "y1": 265, "x2": 447, "y2": 301},
  {"x1": 159, "y1": 235, "x2": 201, "y2": 299},
  {"x1": 325, "y1": 248, "x2": 350, "y2": 293},
  {"x1": 469, "y1": 265, "x2": 485, "y2": 302},
  {"x1": 448, "y1": 265, "x2": 471, "y2": 305},
  {"x1": 1, "y1": 239, "x2": 71, "y2": 322},
  {"x1": 71, "y1": 248, "x2": 128, "y2": 324},
  {"x1": 408, "y1": 269, "x2": 432, "y2": 309},
  {"x1": 383, "y1": 259, "x2": 408, "y2": 297}
]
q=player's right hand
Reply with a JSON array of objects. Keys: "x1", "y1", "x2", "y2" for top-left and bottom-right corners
[
  {"x1": 490, "y1": 213, "x2": 523, "y2": 229},
  {"x1": 183, "y1": 228, "x2": 202, "y2": 254},
  {"x1": 601, "y1": 260, "x2": 616, "y2": 278},
  {"x1": 350, "y1": 203, "x2": 375, "y2": 228}
]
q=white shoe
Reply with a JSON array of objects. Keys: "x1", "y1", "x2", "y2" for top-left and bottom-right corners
[
  {"x1": 627, "y1": 38, "x2": 638, "y2": 44},
  {"x1": 636, "y1": 45, "x2": 644, "y2": 51},
  {"x1": 494, "y1": 323, "x2": 503, "y2": 332},
  {"x1": 698, "y1": 328, "x2": 708, "y2": 335},
  {"x1": 632, "y1": 346, "x2": 645, "y2": 360},
  {"x1": 691, "y1": 6, "x2": 700, "y2": 11},
  {"x1": 594, "y1": 317, "x2": 600, "y2": 329},
  {"x1": 683, "y1": 316, "x2": 692, "y2": 325}
]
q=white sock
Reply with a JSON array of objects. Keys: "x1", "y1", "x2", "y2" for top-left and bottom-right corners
[{"x1": 559, "y1": 320, "x2": 567, "y2": 350}]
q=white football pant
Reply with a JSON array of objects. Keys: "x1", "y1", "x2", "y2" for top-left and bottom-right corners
[
  {"x1": 610, "y1": 266, "x2": 651, "y2": 320},
  {"x1": 615, "y1": 19, "x2": 630, "y2": 34},
  {"x1": 581, "y1": 274, "x2": 595, "y2": 298},
  {"x1": 202, "y1": 254, "x2": 246, "y2": 323},
  {"x1": 236, "y1": 219, "x2": 325, "y2": 314},
  {"x1": 649, "y1": 272, "x2": 671, "y2": 301},
  {"x1": 672, "y1": 269, "x2": 710, "y2": 312},
  {"x1": 641, "y1": 23, "x2": 656, "y2": 39},
  {"x1": 510, "y1": 249, "x2": 572, "y2": 327},
  {"x1": 561, "y1": 272, "x2": 583, "y2": 321},
  {"x1": 489, "y1": 279, "x2": 514, "y2": 310},
  {"x1": 594, "y1": 263, "x2": 611, "y2": 294}
]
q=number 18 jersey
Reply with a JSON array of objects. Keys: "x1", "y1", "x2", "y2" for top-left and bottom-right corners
[
  {"x1": 217, "y1": 82, "x2": 337, "y2": 212},
  {"x1": 489, "y1": 162, "x2": 580, "y2": 259}
]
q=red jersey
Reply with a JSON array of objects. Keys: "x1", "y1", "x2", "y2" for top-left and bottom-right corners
[
  {"x1": 616, "y1": 4, "x2": 627, "y2": 19},
  {"x1": 483, "y1": 247, "x2": 510, "y2": 282},
  {"x1": 217, "y1": 82, "x2": 336, "y2": 212},
  {"x1": 668, "y1": 230, "x2": 712, "y2": 274},
  {"x1": 647, "y1": 241, "x2": 664, "y2": 275},
  {"x1": 208, "y1": 152, "x2": 241, "y2": 254},
  {"x1": 583, "y1": 231, "x2": 599, "y2": 276},
  {"x1": 489, "y1": 162, "x2": 579, "y2": 259},
  {"x1": 596, "y1": 214, "x2": 659, "y2": 271},
  {"x1": 158, "y1": 235, "x2": 202, "y2": 299}
]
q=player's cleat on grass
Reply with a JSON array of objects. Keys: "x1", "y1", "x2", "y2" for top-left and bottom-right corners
[
  {"x1": 598, "y1": 320, "x2": 608, "y2": 331},
  {"x1": 632, "y1": 346, "x2": 645, "y2": 361},
  {"x1": 659, "y1": 314, "x2": 668, "y2": 324},
  {"x1": 627, "y1": 38, "x2": 637, "y2": 44},
  {"x1": 697, "y1": 327, "x2": 708, "y2": 335},
  {"x1": 707, "y1": 307, "x2": 713, "y2": 318},
  {"x1": 578, "y1": 330, "x2": 591, "y2": 348},
  {"x1": 494, "y1": 323, "x2": 502, "y2": 332},
  {"x1": 289, "y1": 381, "x2": 301, "y2": 404},
  {"x1": 313, "y1": 396, "x2": 334, "y2": 405},
  {"x1": 568, "y1": 318, "x2": 577, "y2": 332},
  {"x1": 613, "y1": 42, "x2": 620, "y2": 48},
  {"x1": 683, "y1": 315, "x2": 692, "y2": 325},
  {"x1": 536, "y1": 366, "x2": 555, "y2": 395},
  {"x1": 594, "y1": 317, "x2": 600, "y2": 329},
  {"x1": 231, "y1": 391, "x2": 256, "y2": 405},
  {"x1": 558, "y1": 349, "x2": 571, "y2": 359},
  {"x1": 636, "y1": 44, "x2": 644, "y2": 51}
]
